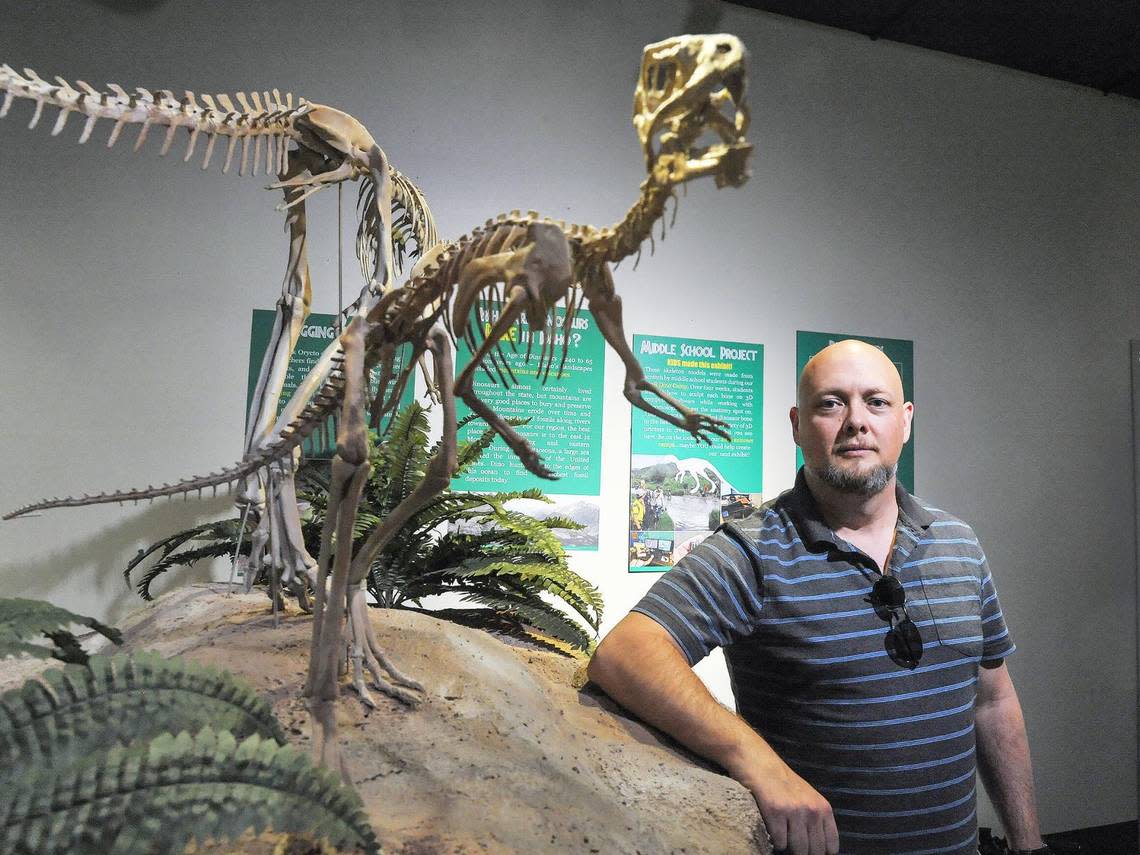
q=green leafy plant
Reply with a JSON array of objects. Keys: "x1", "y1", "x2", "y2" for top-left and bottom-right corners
[
  {"x1": 3, "y1": 726, "x2": 378, "y2": 855},
  {"x1": 0, "y1": 652, "x2": 285, "y2": 783},
  {"x1": 304, "y1": 403, "x2": 602, "y2": 655},
  {"x1": 0, "y1": 600, "x2": 378, "y2": 855},
  {"x1": 127, "y1": 402, "x2": 603, "y2": 655},
  {"x1": 0, "y1": 597, "x2": 122, "y2": 663}
]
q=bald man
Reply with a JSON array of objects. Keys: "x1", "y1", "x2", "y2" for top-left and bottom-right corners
[{"x1": 589, "y1": 341, "x2": 1049, "y2": 855}]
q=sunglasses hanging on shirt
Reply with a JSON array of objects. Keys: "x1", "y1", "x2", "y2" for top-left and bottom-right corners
[{"x1": 865, "y1": 575, "x2": 924, "y2": 670}]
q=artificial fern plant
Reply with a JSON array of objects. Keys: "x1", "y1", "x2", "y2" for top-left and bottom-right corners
[
  {"x1": 125, "y1": 402, "x2": 603, "y2": 654},
  {"x1": 303, "y1": 402, "x2": 603, "y2": 654},
  {"x1": 0, "y1": 598, "x2": 378, "y2": 855},
  {"x1": 0, "y1": 597, "x2": 122, "y2": 663}
]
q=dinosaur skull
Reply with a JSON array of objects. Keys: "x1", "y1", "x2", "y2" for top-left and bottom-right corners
[{"x1": 633, "y1": 34, "x2": 751, "y2": 188}]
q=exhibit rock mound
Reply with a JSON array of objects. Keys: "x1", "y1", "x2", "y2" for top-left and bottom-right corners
[{"x1": 2, "y1": 584, "x2": 769, "y2": 854}]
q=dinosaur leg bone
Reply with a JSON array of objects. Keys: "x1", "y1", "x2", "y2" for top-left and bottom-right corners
[
  {"x1": 304, "y1": 316, "x2": 371, "y2": 783},
  {"x1": 587, "y1": 266, "x2": 730, "y2": 444},
  {"x1": 243, "y1": 146, "x2": 324, "y2": 458},
  {"x1": 239, "y1": 147, "x2": 326, "y2": 607},
  {"x1": 346, "y1": 324, "x2": 459, "y2": 587},
  {"x1": 268, "y1": 459, "x2": 316, "y2": 600},
  {"x1": 344, "y1": 324, "x2": 457, "y2": 705}
]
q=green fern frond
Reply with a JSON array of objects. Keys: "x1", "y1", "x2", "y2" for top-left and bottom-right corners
[
  {"x1": 454, "y1": 561, "x2": 601, "y2": 630},
  {"x1": 487, "y1": 487, "x2": 550, "y2": 503},
  {"x1": 134, "y1": 542, "x2": 236, "y2": 601},
  {"x1": 535, "y1": 515, "x2": 585, "y2": 532},
  {"x1": 0, "y1": 598, "x2": 121, "y2": 664},
  {"x1": 123, "y1": 524, "x2": 213, "y2": 586},
  {"x1": 1, "y1": 727, "x2": 379, "y2": 855},
  {"x1": 447, "y1": 416, "x2": 528, "y2": 478},
  {"x1": 456, "y1": 591, "x2": 594, "y2": 653},
  {"x1": 350, "y1": 512, "x2": 385, "y2": 541},
  {"x1": 0, "y1": 652, "x2": 284, "y2": 783}
]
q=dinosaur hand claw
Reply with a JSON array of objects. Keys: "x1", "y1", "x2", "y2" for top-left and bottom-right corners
[
  {"x1": 685, "y1": 412, "x2": 731, "y2": 444},
  {"x1": 527, "y1": 458, "x2": 558, "y2": 480}
]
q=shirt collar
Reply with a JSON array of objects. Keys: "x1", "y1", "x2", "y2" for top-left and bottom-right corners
[{"x1": 784, "y1": 467, "x2": 934, "y2": 551}]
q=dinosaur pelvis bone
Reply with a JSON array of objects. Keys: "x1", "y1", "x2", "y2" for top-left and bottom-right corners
[{"x1": 633, "y1": 33, "x2": 752, "y2": 188}]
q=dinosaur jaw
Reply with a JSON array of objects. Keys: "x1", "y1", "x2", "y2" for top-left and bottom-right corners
[{"x1": 633, "y1": 34, "x2": 752, "y2": 189}]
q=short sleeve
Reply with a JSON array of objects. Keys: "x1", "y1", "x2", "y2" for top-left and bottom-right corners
[
  {"x1": 979, "y1": 555, "x2": 1016, "y2": 662},
  {"x1": 631, "y1": 524, "x2": 766, "y2": 665}
]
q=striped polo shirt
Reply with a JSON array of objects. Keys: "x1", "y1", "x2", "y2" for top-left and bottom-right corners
[{"x1": 633, "y1": 469, "x2": 1015, "y2": 855}]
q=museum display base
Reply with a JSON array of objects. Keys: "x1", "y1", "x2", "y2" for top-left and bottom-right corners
[{"x1": 1, "y1": 584, "x2": 768, "y2": 854}]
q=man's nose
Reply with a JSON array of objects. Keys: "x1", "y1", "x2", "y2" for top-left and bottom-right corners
[{"x1": 843, "y1": 403, "x2": 868, "y2": 432}]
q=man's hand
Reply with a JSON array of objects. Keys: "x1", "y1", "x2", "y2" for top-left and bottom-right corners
[
  {"x1": 739, "y1": 760, "x2": 839, "y2": 854},
  {"x1": 588, "y1": 613, "x2": 839, "y2": 855}
]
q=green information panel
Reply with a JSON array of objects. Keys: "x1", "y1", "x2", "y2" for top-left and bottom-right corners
[
  {"x1": 450, "y1": 306, "x2": 605, "y2": 494},
  {"x1": 795, "y1": 330, "x2": 914, "y2": 492},
  {"x1": 629, "y1": 334, "x2": 764, "y2": 572},
  {"x1": 247, "y1": 310, "x2": 415, "y2": 458},
  {"x1": 449, "y1": 306, "x2": 605, "y2": 552}
]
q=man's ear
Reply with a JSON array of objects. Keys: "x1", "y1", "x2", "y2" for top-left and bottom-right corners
[
  {"x1": 902, "y1": 401, "x2": 914, "y2": 444},
  {"x1": 789, "y1": 405, "x2": 801, "y2": 446}
]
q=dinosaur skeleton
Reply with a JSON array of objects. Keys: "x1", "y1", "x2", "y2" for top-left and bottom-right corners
[
  {"x1": 3, "y1": 34, "x2": 752, "y2": 780},
  {"x1": 0, "y1": 62, "x2": 438, "y2": 598}
]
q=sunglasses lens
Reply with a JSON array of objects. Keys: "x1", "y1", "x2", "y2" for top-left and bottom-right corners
[
  {"x1": 886, "y1": 619, "x2": 923, "y2": 669},
  {"x1": 874, "y1": 576, "x2": 906, "y2": 608}
]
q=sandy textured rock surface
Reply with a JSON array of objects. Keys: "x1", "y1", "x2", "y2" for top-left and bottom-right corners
[{"x1": 3, "y1": 584, "x2": 770, "y2": 854}]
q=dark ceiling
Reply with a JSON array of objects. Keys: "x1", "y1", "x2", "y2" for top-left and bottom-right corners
[{"x1": 724, "y1": 0, "x2": 1140, "y2": 100}]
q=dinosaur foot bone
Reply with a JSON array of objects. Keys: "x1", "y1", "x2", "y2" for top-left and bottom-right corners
[{"x1": 347, "y1": 583, "x2": 425, "y2": 708}]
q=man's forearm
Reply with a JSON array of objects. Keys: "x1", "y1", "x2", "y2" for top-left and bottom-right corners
[
  {"x1": 975, "y1": 664, "x2": 1044, "y2": 850},
  {"x1": 587, "y1": 613, "x2": 774, "y2": 779},
  {"x1": 588, "y1": 613, "x2": 839, "y2": 854}
]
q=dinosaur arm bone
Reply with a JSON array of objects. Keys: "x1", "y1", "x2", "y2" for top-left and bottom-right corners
[{"x1": 585, "y1": 265, "x2": 730, "y2": 445}]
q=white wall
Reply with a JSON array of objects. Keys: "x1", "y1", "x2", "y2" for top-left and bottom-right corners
[{"x1": 1, "y1": 0, "x2": 1136, "y2": 835}]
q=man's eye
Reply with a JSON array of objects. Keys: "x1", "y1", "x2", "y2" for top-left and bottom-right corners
[{"x1": 869, "y1": 398, "x2": 888, "y2": 407}]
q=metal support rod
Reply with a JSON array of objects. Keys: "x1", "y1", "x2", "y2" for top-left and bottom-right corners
[{"x1": 337, "y1": 183, "x2": 344, "y2": 334}]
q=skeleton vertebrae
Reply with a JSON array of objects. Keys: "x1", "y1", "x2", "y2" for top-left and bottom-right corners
[{"x1": 0, "y1": 64, "x2": 305, "y2": 175}]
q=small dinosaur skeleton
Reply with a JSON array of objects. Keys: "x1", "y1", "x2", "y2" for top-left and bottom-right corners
[
  {"x1": 0, "y1": 62, "x2": 437, "y2": 600},
  {"x1": 3, "y1": 34, "x2": 752, "y2": 780}
]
